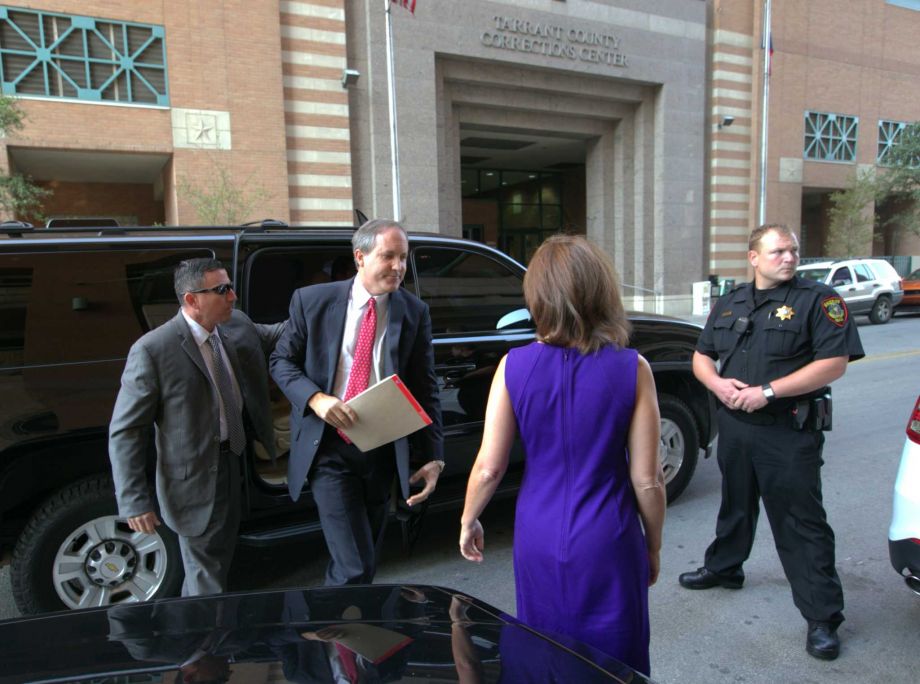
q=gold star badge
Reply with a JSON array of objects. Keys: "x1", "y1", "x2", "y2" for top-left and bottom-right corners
[{"x1": 775, "y1": 305, "x2": 795, "y2": 320}]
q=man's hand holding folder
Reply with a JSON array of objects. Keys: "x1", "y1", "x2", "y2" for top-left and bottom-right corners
[{"x1": 340, "y1": 374, "x2": 432, "y2": 452}]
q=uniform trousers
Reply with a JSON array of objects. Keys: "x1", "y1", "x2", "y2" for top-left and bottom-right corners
[
  {"x1": 310, "y1": 426, "x2": 397, "y2": 586},
  {"x1": 704, "y1": 410, "x2": 844, "y2": 625},
  {"x1": 177, "y1": 443, "x2": 242, "y2": 596}
]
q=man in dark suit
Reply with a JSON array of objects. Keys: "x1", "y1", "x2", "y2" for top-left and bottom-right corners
[
  {"x1": 270, "y1": 219, "x2": 443, "y2": 585},
  {"x1": 109, "y1": 258, "x2": 283, "y2": 596}
]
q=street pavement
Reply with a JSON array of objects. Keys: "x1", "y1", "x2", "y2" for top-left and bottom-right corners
[{"x1": 1, "y1": 312, "x2": 918, "y2": 683}]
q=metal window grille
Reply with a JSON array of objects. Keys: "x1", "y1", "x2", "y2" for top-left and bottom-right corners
[
  {"x1": 0, "y1": 6, "x2": 168, "y2": 106},
  {"x1": 877, "y1": 120, "x2": 906, "y2": 165},
  {"x1": 878, "y1": 119, "x2": 920, "y2": 168},
  {"x1": 803, "y1": 111, "x2": 858, "y2": 162}
]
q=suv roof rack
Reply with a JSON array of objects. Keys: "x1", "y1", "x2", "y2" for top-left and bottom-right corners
[
  {"x1": 0, "y1": 221, "x2": 35, "y2": 237},
  {"x1": 45, "y1": 217, "x2": 120, "y2": 229},
  {"x1": 240, "y1": 218, "x2": 289, "y2": 232}
]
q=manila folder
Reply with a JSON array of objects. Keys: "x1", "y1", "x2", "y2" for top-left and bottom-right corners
[
  {"x1": 332, "y1": 623, "x2": 414, "y2": 664},
  {"x1": 342, "y1": 374, "x2": 432, "y2": 452}
]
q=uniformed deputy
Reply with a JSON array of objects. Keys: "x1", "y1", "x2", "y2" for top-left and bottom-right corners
[{"x1": 679, "y1": 223, "x2": 864, "y2": 661}]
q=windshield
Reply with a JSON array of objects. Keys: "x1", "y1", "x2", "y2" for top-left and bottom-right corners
[
  {"x1": 797, "y1": 267, "x2": 830, "y2": 283},
  {"x1": 907, "y1": 268, "x2": 920, "y2": 281}
]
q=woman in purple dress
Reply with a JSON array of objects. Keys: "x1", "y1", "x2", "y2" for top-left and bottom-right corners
[{"x1": 459, "y1": 235, "x2": 666, "y2": 676}]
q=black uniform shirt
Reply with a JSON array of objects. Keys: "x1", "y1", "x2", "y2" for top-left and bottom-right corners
[{"x1": 697, "y1": 276, "x2": 864, "y2": 407}]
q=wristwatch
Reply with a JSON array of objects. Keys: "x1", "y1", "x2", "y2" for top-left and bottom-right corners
[
  {"x1": 433, "y1": 459, "x2": 446, "y2": 473},
  {"x1": 761, "y1": 383, "x2": 776, "y2": 403}
]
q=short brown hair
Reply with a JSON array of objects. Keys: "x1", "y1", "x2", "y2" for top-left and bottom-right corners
[
  {"x1": 749, "y1": 223, "x2": 796, "y2": 252},
  {"x1": 523, "y1": 235, "x2": 631, "y2": 353}
]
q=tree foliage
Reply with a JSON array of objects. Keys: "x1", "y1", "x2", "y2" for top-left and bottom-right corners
[
  {"x1": 826, "y1": 121, "x2": 920, "y2": 254},
  {"x1": 0, "y1": 95, "x2": 49, "y2": 220},
  {"x1": 826, "y1": 170, "x2": 876, "y2": 258},
  {"x1": 874, "y1": 121, "x2": 920, "y2": 237},
  {"x1": 177, "y1": 156, "x2": 272, "y2": 225}
]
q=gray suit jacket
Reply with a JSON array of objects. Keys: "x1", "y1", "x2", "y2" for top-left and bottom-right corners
[
  {"x1": 270, "y1": 279, "x2": 443, "y2": 501},
  {"x1": 109, "y1": 309, "x2": 283, "y2": 537}
]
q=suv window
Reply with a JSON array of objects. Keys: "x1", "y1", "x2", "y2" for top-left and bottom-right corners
[
  {"x1": 0, "y1": 267, "x2": 30, "y2": 369},
  {"x1": 831, "y1": 267, "x2": 853, "y2": 286},
  {"x1": 0, "y1": 249, "x2": 210, "y2": 369},
  {"x1": 853, "y1": 264, "x2": 874, "y2": 283},
  {"x1": 407, "y1": 247, "x2": 528, "y2": 335},
  {"x1": 798, "y1": 267, "x2": 829, "y2": 283},
  {"x1": 245, "y1": 246, "x2": 355, "y2": 323}
]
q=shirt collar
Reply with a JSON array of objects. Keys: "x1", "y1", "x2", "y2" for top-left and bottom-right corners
[
  {"x1": 350, "y1": 277, "x2": 389, "y2": 309},
  {"x1": 181, "y1": 309, "x2": 218, "y2": 347}
]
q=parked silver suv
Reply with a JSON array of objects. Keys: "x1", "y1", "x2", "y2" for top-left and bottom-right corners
[{"x1": 796, "y1": 258, "x2": 904, "y2": 324}]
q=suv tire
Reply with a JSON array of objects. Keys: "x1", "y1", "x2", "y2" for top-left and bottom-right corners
[
  {"x1": 869, "y1": 295, "x2": 893, "y2": 324},
  {"x1": 10, "y1": 475, "x2": 183, "y2": 614},
  {"x1": 658, "y1": 395, "x2": 700, "y2": 503}
]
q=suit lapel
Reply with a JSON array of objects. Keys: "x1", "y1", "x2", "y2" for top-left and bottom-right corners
[
  {"x1": 385, "y1": 289, "x2": 405, "y2": 377},
  {"x1": 325, "y1": 281, "x2": 350, "y2": 390},
  {"x1": 175, "y1": 313, "x2": 211, "y2": 381}
]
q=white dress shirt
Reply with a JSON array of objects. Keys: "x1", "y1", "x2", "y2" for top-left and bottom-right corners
[
  {"x1": 332, "y1": 279, "x2": 389, "y2": 400},
  {"x1": 182, "y1": 310, "x2": 243, "y2": 442}
]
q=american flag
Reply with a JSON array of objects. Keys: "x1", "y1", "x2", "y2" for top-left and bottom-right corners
[{"x1": 391, "y1": 0, "x2": 416, "y2": 14}]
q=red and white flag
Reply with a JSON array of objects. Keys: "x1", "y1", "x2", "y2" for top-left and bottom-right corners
[{"x1": 391, "y1": 0, "x2": 416, "y2": 14}]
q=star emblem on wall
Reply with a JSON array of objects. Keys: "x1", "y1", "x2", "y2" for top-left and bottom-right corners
[{"x1": 190, "y1": 116, "x2": 215, "y2": 143}]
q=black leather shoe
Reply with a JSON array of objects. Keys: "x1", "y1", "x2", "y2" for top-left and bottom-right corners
[
  {"x1": 678, "y1": 567, "x2": 743, "y2": 590},
  {"x1": 806, "y1": 621, "x2": 840, "y2": 660}
]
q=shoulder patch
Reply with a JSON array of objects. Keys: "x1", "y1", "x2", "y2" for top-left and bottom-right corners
[{"x1": 821, "y1": 296, "x2": 848, "y2": 327}]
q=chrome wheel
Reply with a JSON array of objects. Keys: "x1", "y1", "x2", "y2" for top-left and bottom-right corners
[
  {"x1": 657, "y1": 395, "x2": 700, "y2": 503},
  {"x1": 52, "y1": 515, "x2": 170, "y2": 610},
  {"x1": 659, "y1": 416, "x2": 685, "y2": 486}
]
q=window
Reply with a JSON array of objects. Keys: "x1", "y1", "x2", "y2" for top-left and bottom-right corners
[
  {"x1": 878, "y1": 120, "x2": 906, "y2": 165},
  {"x1": 245, "y1": 246, "x2": 354, "y2": 324},
  {"x1": 0, "y1": 6, "x2": 169, "y2": 105},
  {"x1": 830, "y1": 267, "x2": 853, "y2": 287},
  {"x1": 0, "y1": 267, "x2": 31, "y2": 369},
  {"x1": 0, "y1": 249, "x2": 207, "y2": 370},
  {"x1": 407, "y1": 247, "x2": 528, "y2": 335},
  {"x1": 887, "y1": 0, "x2": 920, "y2": 10},
  {"x1": 461, "y1": 168, "x2": 565, "y2": 263},
  {"x1": 877, "y1": 119, "x2": 920, "y2": 167},
  {"x1": 804, "y1": 111, "x2": 858, "y2": 162},
  {"x1": 854, "y1": 264, "x2": 874, "y2": 283}
]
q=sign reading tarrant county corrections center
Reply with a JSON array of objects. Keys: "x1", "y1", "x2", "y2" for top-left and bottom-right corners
[{"x1": 481, "y1": 16, "x2": 628, "y2": 68}]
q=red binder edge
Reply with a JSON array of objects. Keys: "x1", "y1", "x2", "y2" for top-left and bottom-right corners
[
  {"x1": 391, "y1": 375, "x2": 432, "y2": 426},
  {"x1": 372, "y1": 635, "x2": 414, "y2": 664}
]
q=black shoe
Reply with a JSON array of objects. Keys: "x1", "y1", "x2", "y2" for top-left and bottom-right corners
[
  {"x1": 806, "y1": 621, "x2": 840, "y2": 660},
  {"x1": 678, "y1": 567, "x2": 744, "y2": 590}
]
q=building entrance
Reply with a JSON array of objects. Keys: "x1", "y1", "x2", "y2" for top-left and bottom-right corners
[{"x1": 458, "y1": 127, "x2": 585, "y2": 263}]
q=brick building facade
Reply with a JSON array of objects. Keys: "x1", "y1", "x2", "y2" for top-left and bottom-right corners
[{"x1": 2, "y1": 1, "x2": 919, "y2": 312}]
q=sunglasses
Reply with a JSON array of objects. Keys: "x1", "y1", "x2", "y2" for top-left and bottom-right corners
[{"x1": 188, "y1": 282, "x2": 234, "y2": 296}]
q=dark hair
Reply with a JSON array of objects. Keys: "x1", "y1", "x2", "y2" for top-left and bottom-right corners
[
  {"x1": 352, "y1": 218, "x2": 406, "y2": 256},
  {"x1": 174, "y1": 258, "x2": 226, "y2": 303},
  {"x1": 749, "y1": 223, "x2": 796, "y2": 252},
  {"x1": 523, "y1": 235, "x2": 631, "y2": 353}
]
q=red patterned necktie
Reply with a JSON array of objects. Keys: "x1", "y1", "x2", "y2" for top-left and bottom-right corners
[{"x1": 338, "y1": 296, "x2": 376, "y2": 443}]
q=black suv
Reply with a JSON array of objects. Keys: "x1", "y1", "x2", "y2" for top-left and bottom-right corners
[{"x1": 0, "y1": 224, "x2": 715, "y2": 614}]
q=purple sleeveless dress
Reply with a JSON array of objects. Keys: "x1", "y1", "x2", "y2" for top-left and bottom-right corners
[{"x1": 504, "y1": 341, "x2": 650, "y2": 675}]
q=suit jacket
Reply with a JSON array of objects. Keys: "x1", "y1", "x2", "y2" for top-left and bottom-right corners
[
  {"x1": 109, "y1": 309, "x2": 283, "y2": 537},
  {"x1": 270, "y1": 279, "x2": 443, "y2": 501}
]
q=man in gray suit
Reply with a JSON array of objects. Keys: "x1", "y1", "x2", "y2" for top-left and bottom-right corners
[
  {"x1": 271, "y1": 219, "x2": 443, "y2": 586},
  {"x1": 109, "y1": 258, "x2": 283, "y2": 596}
]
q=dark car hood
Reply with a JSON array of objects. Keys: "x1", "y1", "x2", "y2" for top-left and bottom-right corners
[{"x1": 0, "y1": 585, "x2": 651, "y2": 683}]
